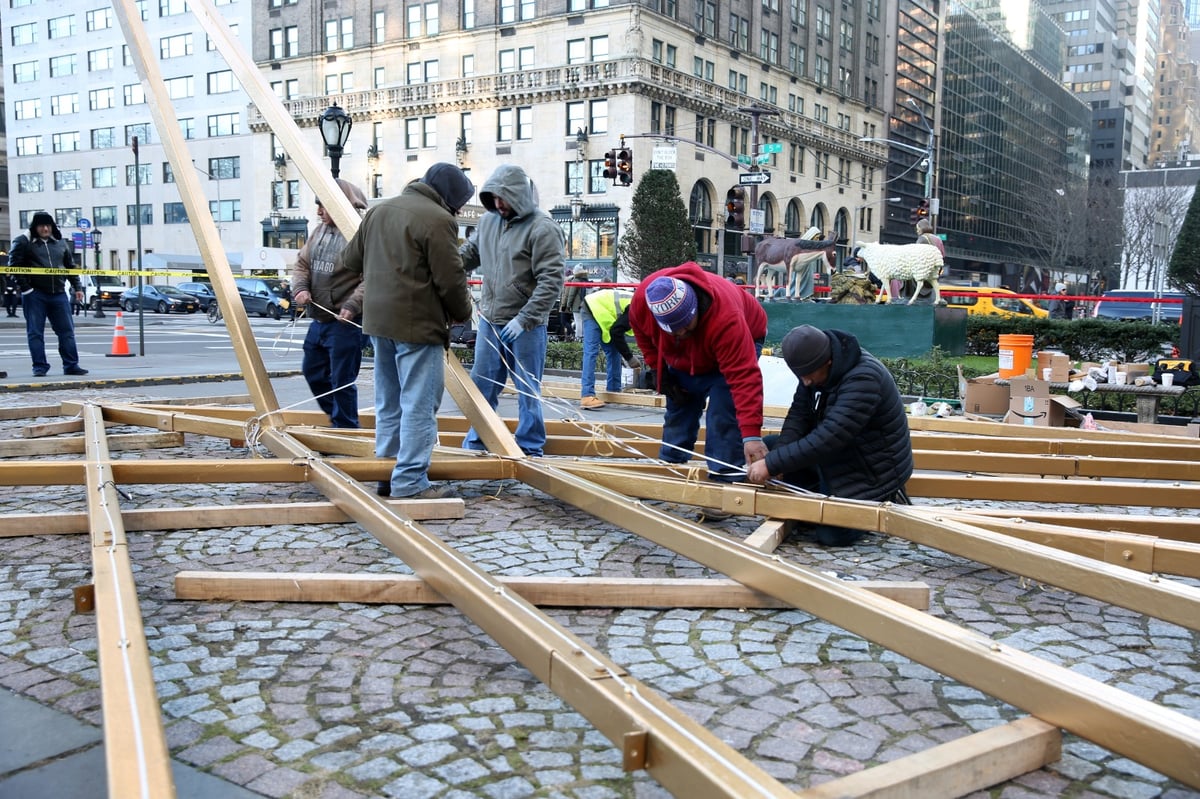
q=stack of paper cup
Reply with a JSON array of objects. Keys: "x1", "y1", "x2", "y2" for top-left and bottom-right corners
[{"x1": 1162, "y1": 373, "x2": 1175, "y2": 387}]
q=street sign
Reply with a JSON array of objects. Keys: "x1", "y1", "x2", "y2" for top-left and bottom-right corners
[
  {"x1": 77, "y1": 218, "x2": 91, "y2": 230},
  {"x1": 650, "y1": 145, "x2": 677, "y2": 170},
  {"x1": 755, "y1": 154, "x2": 771, "y2": 164},
  {"x1": 760, "y1": 142, "x2": 783, "y2": 154},
  {"x1": 737, "y1": 154, "x2": 752, "y2": 165},
  {"x1": 749, "y1": 209, "x2": 765, "y2": 235},
  {"x1": 738, "y1": 171, "x2": 771, "y2": 185}
]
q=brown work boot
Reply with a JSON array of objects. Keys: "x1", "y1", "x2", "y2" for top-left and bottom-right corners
[{"x1": 580, "y1": 395, "x2": 606, "y2": 410}]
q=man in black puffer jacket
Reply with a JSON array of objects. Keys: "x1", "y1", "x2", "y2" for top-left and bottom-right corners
[
  {"x1": 746, "y1": 325, "x2": 912, "y2": 546},
  {"x1": 9, "y1": 212, "x2": 87, "y2": 377}
]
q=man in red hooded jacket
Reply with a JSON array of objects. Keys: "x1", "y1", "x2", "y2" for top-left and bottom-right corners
[{"x1": 629, "y1": 262, "x2": 768, "y2": 480}]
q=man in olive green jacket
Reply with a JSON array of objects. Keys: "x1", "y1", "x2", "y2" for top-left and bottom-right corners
[{"x1": 342, "y1": 163, "x2": 475, "y2": 499}]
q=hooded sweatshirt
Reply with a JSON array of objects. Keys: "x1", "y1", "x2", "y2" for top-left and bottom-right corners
[
  {"x1": 764, "y1": 328, "x2": 912, "y2": 501},
  {"x1": 10, "y1": 213, "x2": 80, "y2": 295},
  {"x1": 459, "y1": 164, "x2": 565, "y2": 329},
  {"x1": 291, "y1": 179, "x2": 368, "y2": 323},
  {"x1": 628, "y1": 262, "x2": 767, "y2": 440}
]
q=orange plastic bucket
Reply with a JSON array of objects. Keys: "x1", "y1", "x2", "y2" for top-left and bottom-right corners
[{"x1": 998, "y1": 334, "x2": 1034, "y2": 378}]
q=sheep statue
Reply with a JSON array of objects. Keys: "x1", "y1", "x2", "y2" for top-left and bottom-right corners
[
  {"x1": 855, "y1": 241, "x2": 944, "y2": 305},
  {"x1": 754, "y1": 227, "x2": 838, "y2": 300}
]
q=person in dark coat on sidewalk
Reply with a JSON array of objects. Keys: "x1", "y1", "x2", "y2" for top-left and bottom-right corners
[
  {"x1": 9, "y1": 212, "x2": 87, "y2": 377},
  {"x1": 746, "y1": 325, "x2": 912, "y2": 545}
]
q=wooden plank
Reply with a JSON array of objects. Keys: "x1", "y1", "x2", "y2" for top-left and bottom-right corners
[
  {"x1": 0, "y1": 499, "x2": 466, "y2": 537},
  {"x1": 0, "y1": 432, "x2": 185, "y2": 458},
  {"x1": 743, "y1": 519, "x2": 792, "y2": 552},
  {"x1": 175, "y1": 572, "x2": 931, "y2": 610},
  {"x1": 21, "y1": 418, "x2": 85, "y2": 438},
  {"x1": 80, "y1": 405, "x2": 175, "y2": 799},
  {"x1": 0, "y1": 404, "x2": 62, "y2": 421},
  {"x1": 803, "y1": 716, "x2": 1061, "y2": 799}
]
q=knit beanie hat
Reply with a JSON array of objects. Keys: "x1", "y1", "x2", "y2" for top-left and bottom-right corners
[
  {"x1": 645, "y1": 276, "x2": 698, "y2": 333},
  {"x1": 421, "y1": 162, "x2": 475, "y2": 213},
  {"x1": 781, "y1": 325, "x2": 832, "y2": 376},
  {"x1": 1055, "y1": 282, "x2": 1067, "y2": 292}
]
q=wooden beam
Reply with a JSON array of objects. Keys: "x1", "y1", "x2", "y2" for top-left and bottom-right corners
[
  {"x1": 0, "y1": 432, "x2": 184, "y2": 458},
  {"x1": 80, "y1": 405, "x2": 174, "y2": 799},
  {"x1": 804, "y1": 716, "x2": 1061, "y2": 799},
  {"x1": 174, "y1": 571, "x2": 932, "y2": 611}
]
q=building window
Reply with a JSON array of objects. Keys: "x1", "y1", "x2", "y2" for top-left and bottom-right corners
[
  {"x1": 696, "y1": 1, "x2": 717, "y2": 37},
  {"x1": 728, "y1": 14, "x2": 749, "y2": 50},
  {"x1": 814, "y1": 55, "x2": 830, "y2": 86},
  {"x1": 325, "y1": 17, "x2": 353, "y2": 51},
  {"x1": 463, "y1": 0, "x2": 475, "y2": 29},
  {"x1": 163, "y1": 163, "x2": 176, "y2": 183},
  {"x1": 126, "y1": 123, "x2": 152, "y2": 146},
  {"x1": 89, "y1": 49, "x2": 114, "y2": 72},
  {"x1": 815, "y1": 5, "x2": 830, "y2": 38},
  {"x1": 207, "y1": 113, "x2": 240, "y2": 137},
  {"x1": 270, "y1": 27, "x2": 299, "y2": 59},
  {"x1": 55, "y1": 170, "x2": 83, "y2": 191},
  {"x1": 87, "y1": 8, "x2": 114, "y2": 31},
  {"x1": 91, "y1": 128, "x2": 115, "y2": 149},
  {"x1": 93, "y1": 207, "x2": 118, "y2": 227},
  {"x1": 124, "y1": 84, "x2": 147, "y2": 106},
  {"x1": 18, "y1": 174, "x2": 45, "y2": 193},
  {"x1": 207, "y1": 70, "x2": 235, "y2": 94},
  {"x1": 52, "y1": 132, "x2": 81, "y2": 152},
  {"x1": 48, "y1": 15, "x2": 76, "y2": 39},
  {"x1": 516, "y1": 107, "x2": 533, "y2": 140},
  {"x1": 49, "y1": 55, "x2": 77, "y2": 78},
  {"x1": 126, "y1": 164, "x2": 153, "y2": 186},
  {"x1": 12, "y1": 23, "x2": 38, "y2": 46},
  {"x1": 51, "y1": 94, "x2": 79, "y2": 116},
  {"x1": 760, "y1": 31, "x2": 779, "y2": 64},
  {"x1": 164, "y1": 203, "x2": 189, "y2": 224},
  {"x1": 325, "y1": 73, "x2": 354, "y2": 93},
  {"x1": 408, "y1": 3, "x2": 440, "y2": 37},
  {"x1": 497, "y1": 109, "x2": 514, "y2": 142},
  {"x1": 14, "y1": 99, "x2": 42, "y2": 121},
  {"x1": 179, "y1": 118, "x2": 195, "y2": 140},
  {"x1": 209, "y1": 200, "x2": 238, "y2": 223},
  {"x1": 16, "y1": 136, "x2": 42, "y2": 157},
  {"x1": 160, "y1": 0, "x2": 188, "y2": 15},
  {"x1": 209, "y1": 157, "x2": 240, "y2": 180},
  {"x1": 127, "y1": 204, "x2": 154, "y2": 226},
  {"x1": 160, "y1": 33, "x2": 193, "y2": 59},
  {"x1": 12, "y1": 61, "x2": 38, "y2": 83}
]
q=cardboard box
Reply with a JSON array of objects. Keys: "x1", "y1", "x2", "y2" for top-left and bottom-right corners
[
  {"x1": 1035, "y1": 351, "x2": 1072, "y2": 383},
  {"x1": 1004, "y1": 378, "x2": 1082, "y2": 427},
  {"x1": 962, "y1": 372, "x2": 1009, "y2": 415},
  {"x1": 1123, "y1": 363, "x2": 1151, "y2": 379}
]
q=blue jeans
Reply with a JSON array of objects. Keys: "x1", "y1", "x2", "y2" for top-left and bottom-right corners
[
  {"x1": 373, "y1": 337, "x2": 445, "y2": 497},
  {"x1": 660, "y1": 367, "x2": 744, "y2": 478},
  {"x1": 580, "y1": 312, "x2": 621, "y2": 397},
  {"x1": 464, "y1": 319, "x2": 548, "y2": 457},
  {"x1": 302, "y1": 319, "x2": 363, "y2": 428},
  {"x1": 22, "y1": 290, "x2": 80, "y2": 374}
]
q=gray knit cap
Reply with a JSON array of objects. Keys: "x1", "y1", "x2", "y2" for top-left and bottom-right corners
[{"x1": 781, "y1": 325, "x2": 832, "y2": 376}]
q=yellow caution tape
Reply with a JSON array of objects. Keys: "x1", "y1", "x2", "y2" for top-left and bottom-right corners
[{"x1": 0, "y1": 267, "x2": 225, "y2": 278}]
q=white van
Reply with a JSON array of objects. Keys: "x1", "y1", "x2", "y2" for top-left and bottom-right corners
[{"x1": 80, "y1": 274, "x2": 127, "y2": 310}]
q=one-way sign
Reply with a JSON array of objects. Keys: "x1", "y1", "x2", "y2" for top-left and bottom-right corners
[{"x1": 739, "y1": 171, "x2": 771, "y2": 185}]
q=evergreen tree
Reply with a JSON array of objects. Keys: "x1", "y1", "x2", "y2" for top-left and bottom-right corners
[
  {"x1": 1167, "y1": 180, "x2": 1200, "y2": 296},
  {"x1": 616, "y1": 169, "x2": 696, "y2": 281}
]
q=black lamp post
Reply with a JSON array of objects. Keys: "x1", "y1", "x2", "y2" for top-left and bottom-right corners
[
  {"x1": 318, "y1": 104, "x2": 353, "y2": 179},
  {"x1": 92, "y1": 229, "x2": 106, "y2": 318}
]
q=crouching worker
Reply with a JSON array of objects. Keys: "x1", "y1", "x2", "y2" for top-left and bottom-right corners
[{"x1": 745, "y1": 325, "x2": 913, "y2": 546}]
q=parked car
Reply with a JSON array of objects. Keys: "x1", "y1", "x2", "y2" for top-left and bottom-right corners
[
  {"x1": 1091, "y1": 290, "x2": 1184, "y2": 322},
  {"x1": 941, "y1": 285, "x2": 1049, "y2": 320},
  {"x1": 80, "y1": 275, "x2": 127, "y2": 310},
  {"x1": 235, "y1": 277, "x2": 289, "y2": 319},
  {"x1": 176, "y1": 281, "x2": 217, "y2": 311},
  {"x1": 121, "y1": 284, "x2": 200, "y2": 314}
]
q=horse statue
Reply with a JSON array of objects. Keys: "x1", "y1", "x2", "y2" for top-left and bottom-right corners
[{"x1": 754, "y1": 228, "x2": 838, "y2": 300}]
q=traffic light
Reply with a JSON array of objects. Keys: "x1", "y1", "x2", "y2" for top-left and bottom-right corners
[
  {"x1": 909, "y1": 199, "x2": 930, "y2": 223},
  {"x1": 603, "y1": 150, "x2": 618, "y2": 181},
  {"x1": 725, "y1": 187, "x2": 746, "y2": 230},
  {"x1": 616, "y1": 148, "x2": 633, "y2": 186}
]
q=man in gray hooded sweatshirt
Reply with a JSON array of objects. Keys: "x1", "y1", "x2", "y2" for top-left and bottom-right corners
[{"x1": 460, "y1": 164, "x2": 565, "y2": 457}]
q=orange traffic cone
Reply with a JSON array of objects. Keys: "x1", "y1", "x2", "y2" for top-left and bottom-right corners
[{"x1": 106, "y1": 311, "x2": 134, "y2": 357}]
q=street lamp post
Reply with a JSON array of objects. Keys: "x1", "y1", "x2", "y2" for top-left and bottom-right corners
[
  {"x1": 92, "y1": 229, "x2": 106, "y2": 318},
  {"x1": 318, "y1": 104, "x2": 353, "y2": 179},
  {"x1": 850, "y1": 197, "x2": 901, "y2": 255}
]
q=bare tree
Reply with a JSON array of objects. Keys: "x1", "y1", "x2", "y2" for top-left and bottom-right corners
[
  {"x1": 1012, "y1": 177, "x2": 1090, "y2": 284},
  {"x1": 1081, "y1": 172, "x2": 1125, "y2": 292},
  {"x1": 1122, "y1": 183, "x2": 1189, "y2": 289}
]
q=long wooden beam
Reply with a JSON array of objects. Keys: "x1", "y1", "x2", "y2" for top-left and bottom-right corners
[
  {"x1": 80, "y1": 405, "x2": 174, "y2": 798},
  {"x1": 174, "y1": 571, "x2": 932, "y2": 610},
  {"x1": 513, "y1": 460, "x2": 1200, "y2": 787}
]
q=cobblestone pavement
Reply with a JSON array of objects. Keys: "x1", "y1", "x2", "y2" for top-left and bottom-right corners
[{"x1": 0, "y1": 386, "x2": 1198, "y2": 798}]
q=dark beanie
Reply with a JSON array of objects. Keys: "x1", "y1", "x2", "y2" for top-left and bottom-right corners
[
  {"x1": 421, "y1": 162, "x2": 475, "y2": 213},
  {"x1": 781, "y1": 325, "x2": 832, "y2": 375}
]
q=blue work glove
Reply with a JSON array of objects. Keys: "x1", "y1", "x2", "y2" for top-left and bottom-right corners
[{"x1": 499, "y1": 318, "x2": 524, "y2": 344}]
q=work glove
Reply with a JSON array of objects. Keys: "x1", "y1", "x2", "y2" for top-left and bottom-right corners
[
  {"x1": 499, "y1": 317, "x2": 524, "y2": 345},
  {"x1": 659, "y1": 369, "x2": 690, "y2": 405},
  {"x1": 623, "y1": 354, "x2": 645, "y2": 370}
]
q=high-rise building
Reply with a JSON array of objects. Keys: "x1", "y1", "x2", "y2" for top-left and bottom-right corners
[{"x1": 1150, "y1": 0, "x2": 1200, "y2": 166}]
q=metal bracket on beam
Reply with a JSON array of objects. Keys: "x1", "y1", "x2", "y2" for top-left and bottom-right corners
[
  {"x1": 622, "y1": 729, "x2": 648, "y2": 771},
  {"x1": 73, "y1": 584, "x2": 95, "y2": 614}
]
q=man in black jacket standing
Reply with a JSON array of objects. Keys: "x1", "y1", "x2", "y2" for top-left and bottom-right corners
[
  {"x1": 9, "y1": 212, "x2": 87, "y2": 377},
  {"x1": 746, "y1": 324, "x2": 911, "y2": 545}
]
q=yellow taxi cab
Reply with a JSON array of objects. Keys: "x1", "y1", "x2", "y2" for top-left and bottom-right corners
[{"x1": 941, "y1": 285, "x2": 1048, "y2": 319}]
